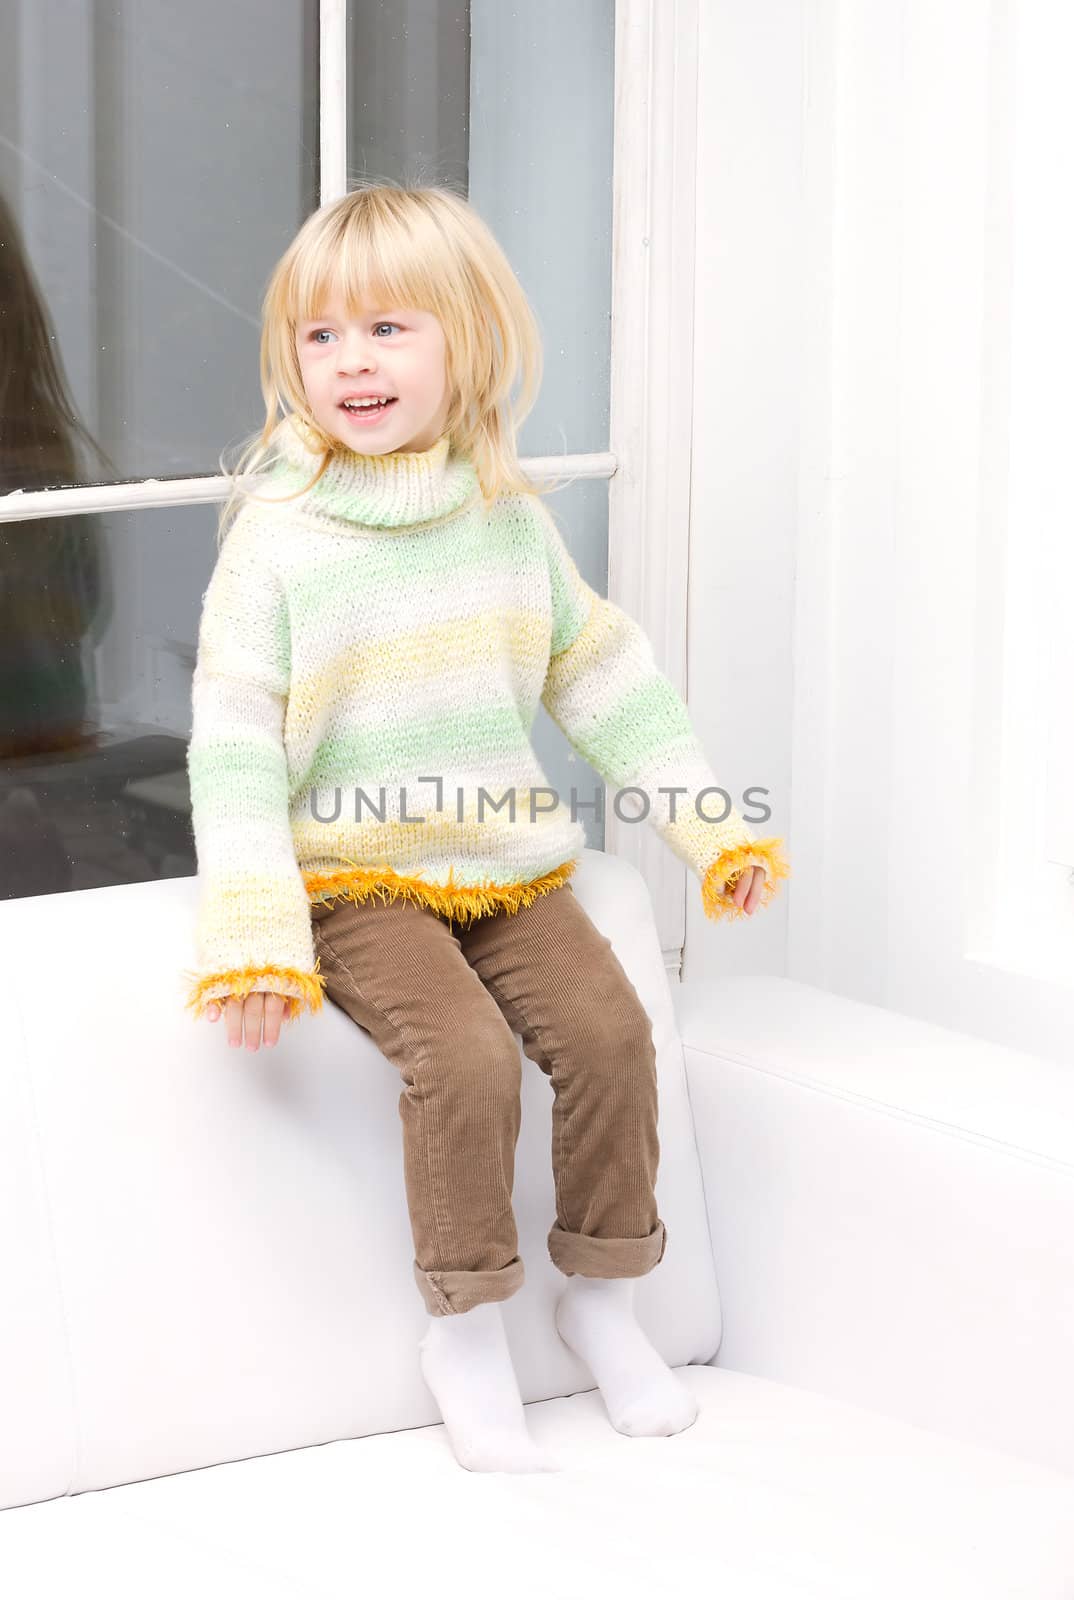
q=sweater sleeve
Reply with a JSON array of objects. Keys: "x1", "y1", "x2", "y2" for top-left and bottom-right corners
[
  {"x1": 535, "y1": 499, "x2": 790, "y2": 922},
  {"x1": 181, "y1": 508, "x2": 326, "y2": 1020}
]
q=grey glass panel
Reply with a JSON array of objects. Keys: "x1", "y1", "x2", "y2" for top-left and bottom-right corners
[
  {"x1": 347, "y1": 0, "x2": 471, "y2": 191},
  {"x1": 0, "y1": 0, "x2": 318, "y2": 493},
  {"x1": 0, "y1": 500, "x2": 214, "y2": 899},
  {"x1": 0, "y1": 1, "x2": 615, "y2": 895},
  {"x1": 346, "y1": 1, "x2": 614, "y2": 458},
  {"x1": 470, "y1": 3, "x2": 614, "y2": 844},
  {"x1": 470, "y1": 1, "x2": 615, "y2": 462},
  {"x1": 345, "y1": 0, "x2": 613, "y2": 845}
]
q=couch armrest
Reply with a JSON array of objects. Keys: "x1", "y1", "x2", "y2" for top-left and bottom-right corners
[{"x1": 675, "y1": 975, "x2": 1074, "y2": 1477}]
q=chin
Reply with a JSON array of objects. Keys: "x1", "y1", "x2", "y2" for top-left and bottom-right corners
[{"x1": 324, "y1": 419, "x2": 394, "y2": 454}]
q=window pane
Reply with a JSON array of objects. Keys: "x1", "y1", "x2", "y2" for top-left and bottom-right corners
[
  {"x1": 0, "y1": 501, "x2": 210, "y2": 899},
  {"x1": 470, "y1": 1, "x2": 615, "y2": 460},
  {"x1": 345, "y1": 0, "x2": 614, "y2": 846},
  {"x1": 0, "y1": 0, "x2": 318, "y2": 493},
  {"x1": 346, "y1": 0, "x2": 614, "y2": 459},
  {"x1": 346, "y1": 0, "x2": 471, "y2": 195}
]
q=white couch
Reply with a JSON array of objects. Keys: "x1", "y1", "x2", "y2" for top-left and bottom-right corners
[{"x1": 2, "y1": 847, "x2": 1072, "y2": 1598}]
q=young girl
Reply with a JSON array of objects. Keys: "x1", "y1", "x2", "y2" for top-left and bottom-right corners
[{"x1": 182, "y1": 183, "x2": 789, "y2": 1475}]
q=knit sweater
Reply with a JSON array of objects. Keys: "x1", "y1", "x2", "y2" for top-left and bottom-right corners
[{"x1": 182, "y1": 415, "x2": 789, "y2": 1020}]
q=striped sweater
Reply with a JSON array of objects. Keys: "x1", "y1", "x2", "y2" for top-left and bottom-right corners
[{"x1": 182, "y1": 415, "x2": 789, "y2": 1020}]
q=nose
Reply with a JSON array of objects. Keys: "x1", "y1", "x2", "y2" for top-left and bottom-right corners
[{"x1": 338, "y1": 330, "x2": 378, "y2": 373}]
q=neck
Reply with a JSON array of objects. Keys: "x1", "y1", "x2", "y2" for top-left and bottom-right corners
[{"x1": 260, "y1": 413, "x2": 480, "y2": 533}]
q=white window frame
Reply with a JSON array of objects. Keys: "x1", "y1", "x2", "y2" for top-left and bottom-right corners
[{"x1": 0, "y1": 0, "x2": 696, "y2": 975}]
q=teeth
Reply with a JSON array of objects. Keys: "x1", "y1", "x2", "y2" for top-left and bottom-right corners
[{"x1": 344, "y1": 398, "x2": 392, "y2": 409}]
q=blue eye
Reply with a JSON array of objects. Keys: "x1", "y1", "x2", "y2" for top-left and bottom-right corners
[{"x1": 310, "y1": 322, "x2": 400, "y2": 343}]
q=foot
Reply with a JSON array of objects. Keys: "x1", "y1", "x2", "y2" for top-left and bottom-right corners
[
  {"x1": 554, "y1": 1274, "x2": 700, "y2": 1437},
  {"x1": 418, "y1": 1300, "x2": 561, "y2": 1473}
]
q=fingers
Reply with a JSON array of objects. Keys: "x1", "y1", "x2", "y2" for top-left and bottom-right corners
[
  {"x1": 730, "y1": 865, "x2": 766, "y2": 915},
  {"x1": 225, "y1": 994, "x2": 247, "y2": 1049},
  {"x1": 728, "y1": 868, "x2": 750, "y2": 909},
  {"x1": 207, "y1": 991, "x2": 288, "y2": 1049},
  {"x1": 261, "y1": 992, "x2": 287, "y2": 1048}
]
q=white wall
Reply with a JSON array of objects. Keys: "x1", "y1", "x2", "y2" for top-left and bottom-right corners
[
  {"x1": 682, "y1": 0, "x2": 803, "y2": 985},
  {"x1": 686, "y1": 0, "x2": 1074, "y2": 1067}
]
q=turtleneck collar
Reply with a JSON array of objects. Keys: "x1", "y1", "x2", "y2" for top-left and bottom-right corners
[{"x1": 258, "y1": 413, "x2": 481, "y2": 533}]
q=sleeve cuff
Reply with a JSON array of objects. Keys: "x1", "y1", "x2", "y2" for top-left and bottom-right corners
[
  {"x1": 182, "y1": 962, "x2": 328, "y2": 1022},
  {"x1": 700, "y1": 836, "x2": 791, "y2": 923}
]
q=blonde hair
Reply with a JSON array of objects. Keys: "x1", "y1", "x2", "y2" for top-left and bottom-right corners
[{"x1": 216, "y1": 182, "x2": 578, "y2": 546}]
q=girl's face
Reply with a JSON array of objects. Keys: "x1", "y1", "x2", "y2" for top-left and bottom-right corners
[{"x1": 295, "y1": 298, "x2": 452, "y2": 454}]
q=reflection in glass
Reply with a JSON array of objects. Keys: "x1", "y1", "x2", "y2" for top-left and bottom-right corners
[
  {"x1": 0, "y1": 181, "x2": 120, "y2": 892},
  {"x1": 0, "y1": 502, "x2": 217, "y2": 901}
]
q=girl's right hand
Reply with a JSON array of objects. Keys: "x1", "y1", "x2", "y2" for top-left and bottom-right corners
[{"x1": 205, "y1": 992, "x2": 290, "y2": 1051}]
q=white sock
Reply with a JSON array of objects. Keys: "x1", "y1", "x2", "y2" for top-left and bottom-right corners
[
  {"x1": 554, "y1": 1273, "x2": 699, "y2": 1437},
  {"x1": 418, "y1": 1300, "x2": 560, "y2": 1473}
]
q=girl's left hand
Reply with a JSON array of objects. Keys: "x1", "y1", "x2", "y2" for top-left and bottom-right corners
[{"x1": 728, "y1": 864, "x2": 766, "y2": 915}]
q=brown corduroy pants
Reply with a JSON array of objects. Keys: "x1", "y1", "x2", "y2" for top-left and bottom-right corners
[{"x1": 309, "y1": 880, "x2": 667, "y2": 1317}]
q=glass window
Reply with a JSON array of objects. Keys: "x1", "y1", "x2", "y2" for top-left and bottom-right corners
[
  {"x1": 348, "y1": 0, "x2": 615, "y2": 844},
  {"x1": 469, "y1": 0, "x2": 614, "y2": 460},
  {"x1": 1, "y1": 0, "x2": 615, "y2": 898},
  {"x1": 345, "y1": 0, "x2": 615, "y2": 458},
  {"x1": 0, "y1": 0, "x2": 319, "y2": 492}
]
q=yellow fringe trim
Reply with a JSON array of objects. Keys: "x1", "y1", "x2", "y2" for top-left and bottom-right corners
[
  {"x1": 183, "y1": 963, "x2": 328, "y2": 1023},
  {"x1": 701, "y1": 837, "x2": 791, "y2": 923},
  {"x1": 302, "y1": 855, "x2": 581, "y2": 927},
  {"x1": 182, "y1": 842, "x2": 781, "y2": 1019}
]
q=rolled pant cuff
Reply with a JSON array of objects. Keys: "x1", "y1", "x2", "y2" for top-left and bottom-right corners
[
  {"x1": 547, "y1": 1218, "x2": 667, "y2": 1279},
  {"x1": 414, "y1": 1254, "x2": 525, "y2": 1317}
]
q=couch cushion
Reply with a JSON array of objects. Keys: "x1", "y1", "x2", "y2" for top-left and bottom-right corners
[
  {"x1": 0, "y1": 974, "x2": 73, "y2": 1510},
  {"x1": 0, "y1": 848, "x2": 722, "y2": 1506},
  {"x1": 677, "y1": 974, "x2": 1074, "y2": 1477},
  {"x1": 1, "y1": 1367, "x2": 1071, "y2": 1598}
]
